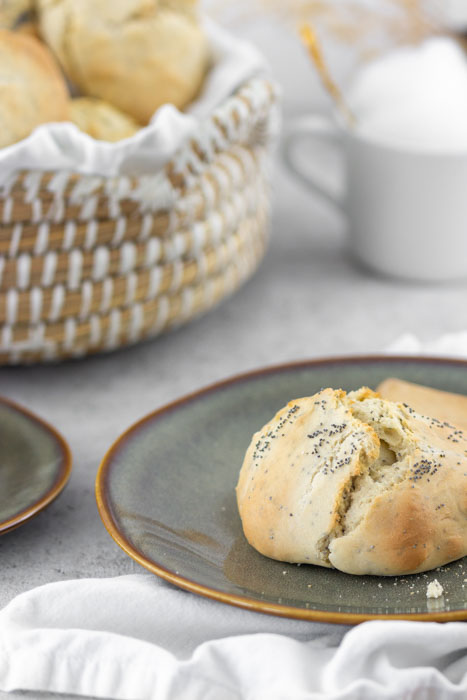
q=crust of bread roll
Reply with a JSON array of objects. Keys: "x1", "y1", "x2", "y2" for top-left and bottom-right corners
[
  {"x1": 0, "y1": 29, "x2": 69, "y2": 148},
  {"x1": 70, "y1": 97, "x2": 140, "y2": 141},
  {"x1": 377, "y1": 377, "x2": 467, "y2": 432},
  {"x1": 16, "y1": 19, "x2": 40, "y2": 39},
  {"x1": 236, "y1": 387, "x2": 467, "y2": 576},
  {"x1": 37, "y1": 0, "x2": 209, "y2": 124}
]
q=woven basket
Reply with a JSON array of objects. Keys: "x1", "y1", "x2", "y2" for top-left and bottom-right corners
[{"x1": 0, "y1": 78, "x2": 278, "y2": 363}]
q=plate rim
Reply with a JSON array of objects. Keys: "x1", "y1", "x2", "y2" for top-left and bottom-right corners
[
  {"x1": 95, "y1": 354, "x2": 467, "y2": 624},
  {"x1": 0, "y1": 395, "x2": 72, "y2": 535}
]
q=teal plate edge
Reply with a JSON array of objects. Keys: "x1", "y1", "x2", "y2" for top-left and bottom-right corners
[{"x1": 0, "y1": 395, "x2": 72, "y2": 534}]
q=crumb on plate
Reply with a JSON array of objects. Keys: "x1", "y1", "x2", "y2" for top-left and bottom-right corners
[{"x1": 426, "y1": 579, "x2": 444, "y2": 599}]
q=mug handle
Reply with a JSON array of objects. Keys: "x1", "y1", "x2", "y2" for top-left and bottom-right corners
[{"x1": 282, "y1": 114, "x2": 344, "y2": 213}]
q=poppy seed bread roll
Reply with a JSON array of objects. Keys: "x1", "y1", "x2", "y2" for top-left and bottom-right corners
[
  {"x1": 236, "y1": 387, "x2": 467, "y2": 576},
  {"x1": 378, "y1": 377, "x2": 467, "y2": 432}
]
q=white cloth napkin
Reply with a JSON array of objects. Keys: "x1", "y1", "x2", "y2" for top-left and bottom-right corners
[
  {"x1": 2, "y1": 573, "x2": 467, "y2": 700},
  {"x1": 3, "y1": 332, "x2": 467, "y2": 700},
  {"x1": 0, "y1": 18, "x2": 267, "y2": 183},
  {"x1": 388, "y1": 331, "x2": 467, "y2": 358}
]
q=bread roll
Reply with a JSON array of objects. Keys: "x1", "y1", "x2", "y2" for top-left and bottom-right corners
[
  {"x1": 236, "y1": 387, "x2": 467, "y2": 576},
  {"x1": 0, "y1": 29, "x2": 69, "y2": 148},
  {"x1": 16, "y1": 19, "x2": 40, "y2": 39},
  {"x1": 70, "y1": 97, "x2": 140, "y2": 142},
  {"x1": 378, "y1": 378, "x2": 467, "y2": 432},
  {"x1": 37, "y1": 0, "x2": 209, "y2": 124}
]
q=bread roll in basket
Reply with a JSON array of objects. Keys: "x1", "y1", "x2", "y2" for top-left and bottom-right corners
[{"x1": 0, "y1": 22, "x2": 278, "y2": 363}]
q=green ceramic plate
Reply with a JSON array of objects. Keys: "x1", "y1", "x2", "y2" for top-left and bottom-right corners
[
  {"x1": 0, "y1": 396, "x2": 72, "y2": 534},
  {"x1": 96, "y1": 356, "x2": 467, "y2": 623}
]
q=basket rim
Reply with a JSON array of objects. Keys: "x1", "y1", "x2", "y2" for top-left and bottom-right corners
[
  {"x1": 0, "y1": 77, "x2": 278, "y2": 193},
  {"x1": 0, "y1": 156, "x2": 265, "y2": 254}
]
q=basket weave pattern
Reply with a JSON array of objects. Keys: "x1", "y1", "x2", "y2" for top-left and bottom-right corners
[{"x1": 0, "y1": 78, "x2": 278, "y2": 363}]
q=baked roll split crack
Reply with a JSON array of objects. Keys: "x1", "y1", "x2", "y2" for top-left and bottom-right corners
[{"x1": 236, "y1": 387, "x2": 467, "y2": 576}]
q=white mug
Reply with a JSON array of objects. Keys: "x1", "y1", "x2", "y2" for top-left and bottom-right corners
[{"x1": 283, "y1": 114, "x2": 467, "y2": 282}]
